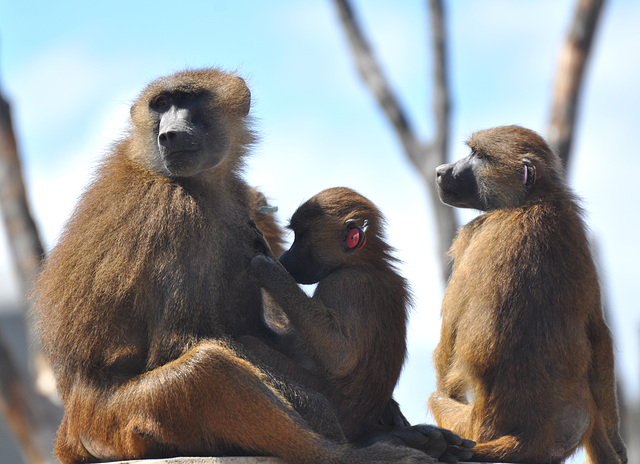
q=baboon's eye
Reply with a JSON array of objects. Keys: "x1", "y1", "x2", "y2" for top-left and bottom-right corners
[
  {"x1": 471, "y1": 149, "x2": 484, "y2": 159},
  {"x1": 150, "y1": 95, "x2": 171, "y2": 112}
]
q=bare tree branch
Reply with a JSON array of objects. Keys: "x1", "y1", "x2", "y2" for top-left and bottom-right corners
[
  {"x1": 333, "y1": 0, "x2": 424, "y2": 164},
  {"x1": 547, "y1": 1, "x2": 639, "y2": 453},
  {"x1": 332, "y1": 0, "x2": 457, "y2": 281},
  {"x1": 547, "y1": 0, "x2": 605, "y2": 169},
  {"x1": 0, "y1": 72, "x2": 62, "y2": 462},
  {"x1": 425, "y1": 0, "x2": 456, "y2": 281},
  {"x1": 0, "y1": 94, "x2": 44, "y2": 293},
  {"x1": 0, "y1": 338, "x2": 61, "y2": 464},
  {"x1": 0, "y1": 81, "x2": 48, "y2": 379},
  {"x1": 429, "y1": 0, "x2": 450, "y2": 170}
]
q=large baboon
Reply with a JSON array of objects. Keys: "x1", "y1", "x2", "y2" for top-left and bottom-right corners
[
  {"x1": 430, "y1": 125, "x2": 627, "y2": 464},
  {"x1": 249, "y1": 187, "x2": 474, "y2": 462},
  {"x1": 32, "y1": 68, "x2": 437, "y2": 464}
]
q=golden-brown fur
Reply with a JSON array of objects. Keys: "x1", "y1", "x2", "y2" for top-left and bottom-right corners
[
  {"x1": 430, "y1": 125, "x2": 627, "y2": 464},
  {"x1": 32, "y1": 69, "x2": 435, "y2": 464}
]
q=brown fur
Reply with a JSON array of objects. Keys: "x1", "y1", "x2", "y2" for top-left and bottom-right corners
[
  {"x1": 32, "y1": 68, "x2": 434, "y2": 464},
  {"x1": 430, "y1": 125, "x2": 627, "y2": 464},
  {"x1": 249, "y1": 187, "x2": 474, "y2": 462}
]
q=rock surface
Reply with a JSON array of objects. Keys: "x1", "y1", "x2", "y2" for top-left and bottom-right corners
[{"x1": 112, "y1": 458, "x2": 284, "y2": 464}]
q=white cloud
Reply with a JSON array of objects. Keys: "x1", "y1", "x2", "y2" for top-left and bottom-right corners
[
  {"x1": 8, "y1": 41, "x2": 114, "y2": 134},
  {"x1": 29, "y1": 100, "x2": 131, "y2": 249},
  {"x1": 0, "y1": 90, "x2": 133, "y2": 306}
]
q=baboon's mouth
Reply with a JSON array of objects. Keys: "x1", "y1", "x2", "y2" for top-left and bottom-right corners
[
  {"x1": 163, "y1": 148, "x2": 200, "y2": 159},
  {"x1": 436, "y1": 184, "x2": 457, "y2": 200},
  {"x1": 164, "y1": 151, "x2": 202, "y2": 177}
]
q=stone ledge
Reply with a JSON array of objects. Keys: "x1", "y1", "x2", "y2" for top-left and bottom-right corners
[
  {"x1": 107, "y1": 459, "x2": 491, "y2": 464},
  {"x1": 112, "y1": 458, "x2": 283, "y2": 464}
]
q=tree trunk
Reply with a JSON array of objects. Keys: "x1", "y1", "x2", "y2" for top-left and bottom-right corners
[
  {"x1": 546, "y1": 0, "x2": 605, "y2": 169},
  {"x1": 0, "y1": 91, "x2": 45, "y2": 294},
  {"x1": 332, "y1": 0, "x2": 457, "y2": 282},
  {"x1": 0, "y1": 337, "x2": 61, "y2": 464},
  {"x1": 0, "y1": 82, "x2": 62, "y2": 463}
]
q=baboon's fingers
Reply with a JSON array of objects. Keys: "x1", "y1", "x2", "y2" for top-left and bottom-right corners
[{"x1": 391, "y1": 424, "x2": 474, "y2": 460}]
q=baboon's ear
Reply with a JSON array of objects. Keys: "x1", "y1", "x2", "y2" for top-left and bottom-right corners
[
  {"x1": 522, "y1": 158, "x2": 540, "y2": 188},
  {"x1": 221, "y1": 75, "x2": 251, "y2": 117},
  {"x1": 343, "y1": 219, "x2": 368, "y2": 252}
]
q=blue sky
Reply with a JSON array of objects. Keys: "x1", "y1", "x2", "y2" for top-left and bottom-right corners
[{"x1": 1, "y1": 1, "x2": 639, "y2": 462}]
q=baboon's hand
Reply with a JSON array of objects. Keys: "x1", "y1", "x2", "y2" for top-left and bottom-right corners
[
  {"x1": 247, "y1": 254, "x2": 302, "y2": 297},
  {"x1": 248, "y1": 219, "x2": 275, "y2": 258},
  {"x1": 392, "y1": 425, "x2": 475, "y2": 463},
  {"x1": 248, "y1": 254, "x2": 286, "y2": 279},
  {"x1": 380, "y1": 399, "x2": 411, "y2": 428}
]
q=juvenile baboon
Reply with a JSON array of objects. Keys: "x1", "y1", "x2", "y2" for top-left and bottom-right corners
[
  {"x1": 32, "y1": 68, "x2": 438, "y2": 464},
  {"x1": 249, "y1": 187, "x2": 475, "y2": 462},
  {"x1": 430, "y1": 125, "x2": 627, "y2": 463}
]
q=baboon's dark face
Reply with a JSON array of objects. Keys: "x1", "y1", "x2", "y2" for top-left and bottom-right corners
[
  {"x1": 129, "y1": 69, "x2": 251, "y2": 178},
  {"x1": 436, "y1": 125, "x2": 559, "y2": 211},
  {"x1": 279, "y1": 240, "x2": 334, "y2": 286},
  {"x1": 435, "y1": 153, "x2": 487, "y2": 210},
  {"x1": 436, "y1": 146, "x2": 531, "y2": 212},
  {"x1": 149, "y1": 90, "x2": 230, "y2": 177},
  {"x1": 279, "y1": 200, "x2": 343, "y2": 285}
]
